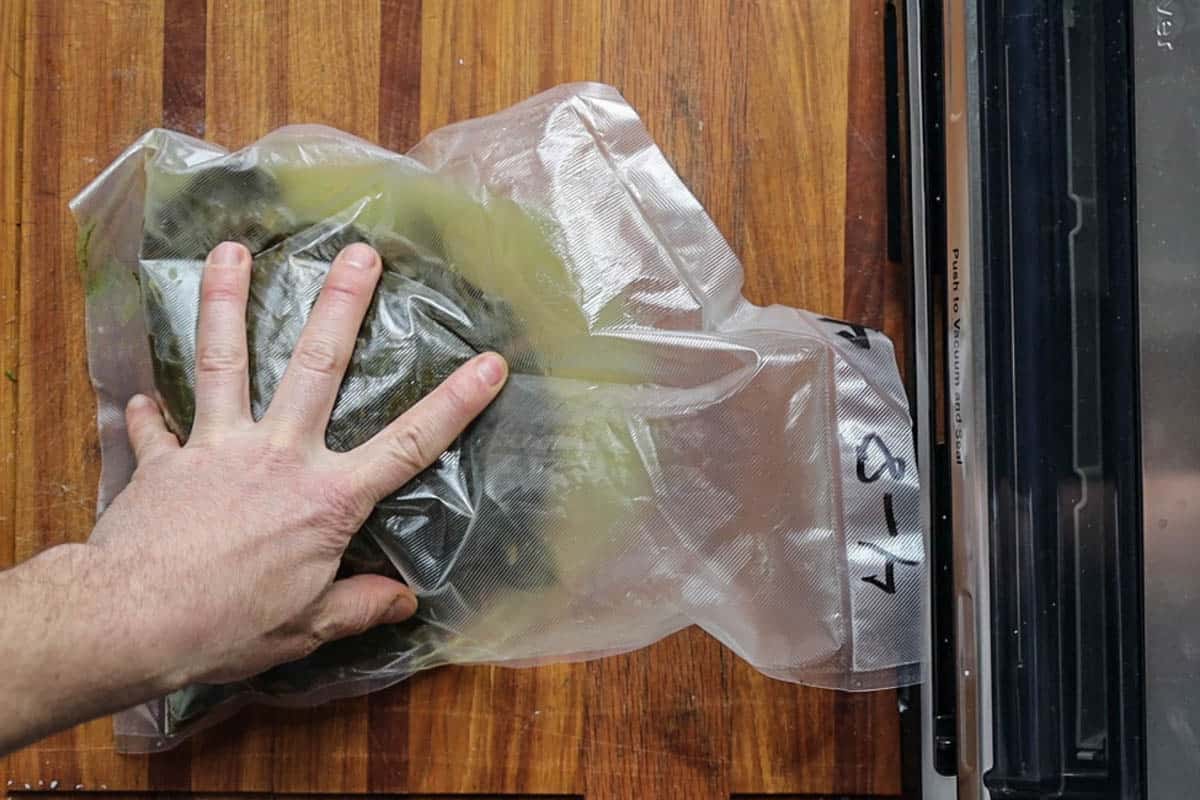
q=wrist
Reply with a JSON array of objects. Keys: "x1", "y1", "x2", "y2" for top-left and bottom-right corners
[
  {"x1": 0, "y1": 542, "x2": 180, "y2": 752},
  {"x1": 7, "y1": 542, "x2": 184, "y2": 711},
  {"x1": 80, "y1": 540, "x2": 196, "y2": 696}
]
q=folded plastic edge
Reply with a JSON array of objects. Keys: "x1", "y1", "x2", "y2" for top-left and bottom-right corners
[
  {"x1": 70, "y1": 128, "x2": 234, "y2": 753},
  {"x1": 408, "y1": 81, "x2": 747, "y2": 328}
]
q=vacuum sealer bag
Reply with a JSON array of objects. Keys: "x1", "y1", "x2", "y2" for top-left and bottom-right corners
[{"x1": 71, "y1": 83, "x2": 923, "y2": 752}]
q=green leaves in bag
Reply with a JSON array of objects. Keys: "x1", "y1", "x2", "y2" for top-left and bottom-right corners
[{"x1": 139, "y1": 164, "x2": 560, "y2": 735}]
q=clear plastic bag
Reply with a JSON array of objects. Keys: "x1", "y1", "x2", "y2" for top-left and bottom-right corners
[{"x1": 71, "y1": 83, "x2": 924, "y2": 753}]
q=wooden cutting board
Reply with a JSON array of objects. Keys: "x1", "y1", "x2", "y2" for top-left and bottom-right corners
[{"x1": 0, "y1": 1, "x2": 912, "y2": 798}]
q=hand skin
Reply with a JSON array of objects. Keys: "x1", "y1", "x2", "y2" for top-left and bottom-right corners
[{"x1": 0, "y1": 241, "x2": 508, "y2": 755}]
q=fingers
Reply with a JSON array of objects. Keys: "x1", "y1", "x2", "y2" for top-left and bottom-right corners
[
  {"x1": 266, "y1": 243, "x2": 381, "y2": 442},
  {"x1": 125, "y1": 394, "x2": 180, "y2": 464},
  {"x1": 309, "y1": 574, "x2": 418, "y2": 646},
  {"x1": 346, "y1": 352, "x2": 508, "y2": 503},
  {"x1": 193, "y1": 242, "x2": 253, "y2": 433}
]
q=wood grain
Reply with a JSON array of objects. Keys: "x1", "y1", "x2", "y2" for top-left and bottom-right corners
[
  {"x1": 738, "y1": 1, "x2": 850, "y2": 318},
  {"x1": 163, "y1": 0, "x2": 207, "y2": 138},
  {"x1": 204, "y1": 0, "x2": 286, "y2": 147},
  {"x1": 286, "y1": 0, "x2": 382, "y2": 141},
  {"x1": 843, "y1": 1, "x2": 891, "y2": 332},
  {"x1": 385, "y1": 662, "x2": 585, "y2": 794},
  {"x1": 842, "y1": 0, "x2": 910, "y2": 375},
  {"x1": 0, "y1": 0, "x2": 25, "y2": 573},
  {"x1": 378, "y1": 0, "x2": 424, "y2": 151},
  {"x1": 419, "y1": 0, "x2": 602, "y2": 131},
  {"x1": 584, "y1": 629, "x2": 730, "y2": 800},
  {"x1": 4, "y1": 0, "x2": 165, "y2": 791},
  {"x1": 731, "y1": 659, "x2": 902, "y2": 796},
  {"x1": 6, "y1": 795, "x2": 581, "y2": 800},
  {"x1": 599, "y1": 0, "x2": 749, "y2": 244},
  {"x1": 1, "y1": 1, "x2": 909, "y2": 797}
]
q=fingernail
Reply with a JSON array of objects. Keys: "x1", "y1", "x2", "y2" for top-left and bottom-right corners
[
  {"x1": 211, "y1": 241, "x2": 246, "y2": 266},
  {"x1": 475, "y1": 353, "x2": 508, "y2": 387},
  {"x1": 386, "y1": 591, "x2": 418, "y2": 623},
  {"x1": 341, "y1": 243, "x2": 378, "y2": 271},
  {"x1": 126, "y1": 393, "x2": 152, "y2": 412}
]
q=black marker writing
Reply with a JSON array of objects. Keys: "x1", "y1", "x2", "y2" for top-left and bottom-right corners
[
  {"x1": 858, "y1": 540, "x2": 920, "y2": 595},
  {"x1": 818, "y1": 316, "x2": 872, "y2": 349},
  {"x1": 856, "y1": 433, "x2": 907, "y2": 483}
]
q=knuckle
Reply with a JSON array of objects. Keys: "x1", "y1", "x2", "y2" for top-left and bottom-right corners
[
  {"x1": 340, "y1": 597, "x2": 376, "y2": 636},
  {"x1": 134, "y1": 441, "x2": 174, "y2": 468},
  {"x1": 304, "y1": 622, "x2": 334, "y2": 654},
  {"x1": 200, "y1": 268, "x2": 245, "y2": 304},
  {"x1": 310, "y1": 599, "x2": 372, "y2": 647},
  {"x1": 385, "y1": 425, "x2": 433, "y2": 475},
  {"x1": 258, "y1": 437, "x2": 300, "y2": 468},
  {"x1": 321, "y1": 277, "x2": 365, "y2": 307},
  {"x1": 293, "y1": 334, "x2": 343, "y2": 376},
  {"x1": 200, "y1": 283, "x2": 241, "y2": 305},
  {"x1": 438, "y1": 378, "x2": 475, "y2": 417},
  {"x1": 318, "y1": 479, "x2": 369, "y2": 528},
  {"x1": 196, "y1": 341, "x2": 247, "y2": 375}
]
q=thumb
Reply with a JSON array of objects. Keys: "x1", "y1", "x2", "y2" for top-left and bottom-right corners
[
  {"x1": 125, "y1": 394, "x2": 180, "y2": 464},
  {"x1": 310, "y1": 574, "x2": 418, "y2": 645}
]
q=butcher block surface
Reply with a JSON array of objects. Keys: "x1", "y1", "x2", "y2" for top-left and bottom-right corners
[{"x1": 0, "y1": 1, "x2": 911, "y2": 798}]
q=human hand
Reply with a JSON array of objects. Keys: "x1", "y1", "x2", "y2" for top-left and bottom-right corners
[{"x1": 88, "y1": 240, "x2": 508, "y2": 689}]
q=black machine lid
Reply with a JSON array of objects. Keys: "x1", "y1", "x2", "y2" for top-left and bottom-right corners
[{"x1": 908, "y1": 0, "x2": 1146, "y2": 797}]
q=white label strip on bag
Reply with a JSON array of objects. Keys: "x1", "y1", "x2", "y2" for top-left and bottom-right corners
[{"x1": 818, "y1": 315, "x2": 924, "y2": 678}]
